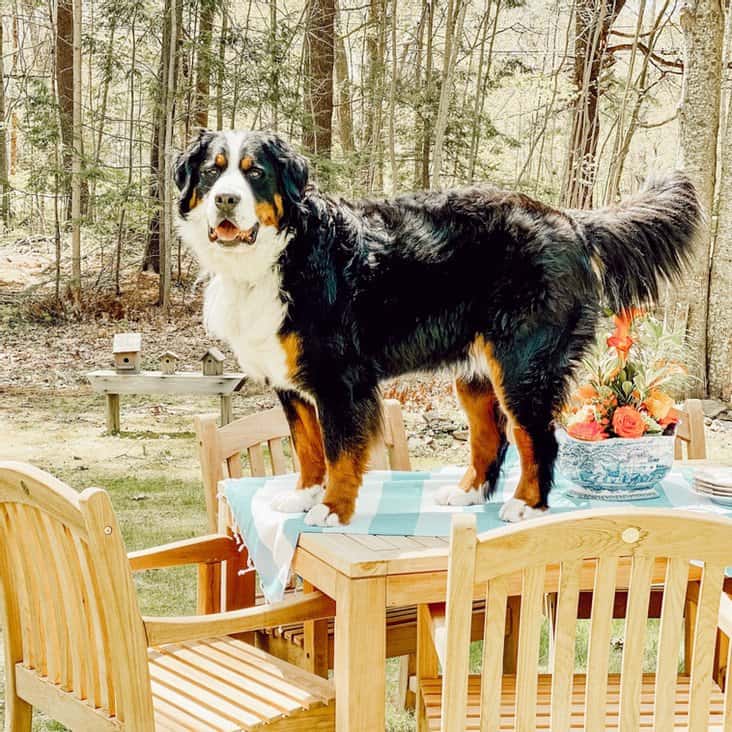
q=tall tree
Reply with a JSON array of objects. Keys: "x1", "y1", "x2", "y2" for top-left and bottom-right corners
[
  {"x1": 431, "y1": 0, "x2": 467, "y2": 188},
  {"x1": 560, "y1": 0, "x2": 626, "y2": 209},
  {"x1": 668, "y1": 0, "x2": 724, "y2": 395},
  {"x1": 334, "y1": 20, "x2": 355, "y2": 155},
  {"x1": 706, "y1": 2, "x2": 732, "y2": 400},
  {"x1": 302, "y1": 0, "x2": 335, "y2": 161},
  {"x1": 195, "y1": 0, "x2": 216, "y2": 128},
  {"x1": 70, "y1": 0, "x2": 82, "y2": 297},
  {"x1": 0, "y1": 16, "x2": 10, "y2": 228},
  {"x1": 55, "y1": 0, "x2": 73, "y2": 217}
]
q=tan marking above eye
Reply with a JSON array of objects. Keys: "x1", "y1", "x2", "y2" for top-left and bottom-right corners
[
  {"x1": 214, "y1": 153, "x2": 226, "y2": 168},
  {"x1": 240, "y1": 156, "x2": 254, "y2": 171}
]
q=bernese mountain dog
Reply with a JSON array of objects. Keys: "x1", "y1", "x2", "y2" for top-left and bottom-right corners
[{"x1": 175, "y1": 129, "x2": 700, "y2": 526}]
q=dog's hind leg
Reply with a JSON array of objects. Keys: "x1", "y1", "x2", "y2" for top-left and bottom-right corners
[
  {"x1": 271, "y1": 390, "x2": 327, "y2": 513},
  {"x1": 435, "y1": 376, "x2": 508, "y2": 506}
]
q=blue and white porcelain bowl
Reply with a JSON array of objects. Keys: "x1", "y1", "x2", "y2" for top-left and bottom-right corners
[{"x1": 555, "y1": 427, "x2": 675, "y2": 500}]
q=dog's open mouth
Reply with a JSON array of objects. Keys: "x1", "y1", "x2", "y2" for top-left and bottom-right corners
[{"x1": 208, "y1": 220, "x2": 259, "y2": 246}]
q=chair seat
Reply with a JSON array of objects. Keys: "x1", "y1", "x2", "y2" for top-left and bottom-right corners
[
  {"x1": 149, "y1": 636, "x2": 334, "y2": 731},
  {"x1": 420, "y1": 673, "x2": 727, "y2": 730}
]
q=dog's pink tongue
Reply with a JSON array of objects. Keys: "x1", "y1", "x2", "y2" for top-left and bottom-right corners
[{"x1": 215, "y1": 220, "x2": 240, "y2": 241}]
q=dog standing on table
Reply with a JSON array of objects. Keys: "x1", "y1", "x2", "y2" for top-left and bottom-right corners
[{"x1": 175, "y1": 129, "x2": 701, "y2": 527}]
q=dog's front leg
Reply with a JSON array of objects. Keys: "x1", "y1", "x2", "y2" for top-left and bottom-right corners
[
  {"x1": 304, "y1": 388, "x2": 381, "y2": 527},
  {"x1": 270, "y1": 390, "x2": 327, "y2": 513}
]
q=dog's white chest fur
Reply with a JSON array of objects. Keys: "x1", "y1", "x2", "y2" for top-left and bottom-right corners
[{"x1": 203, "y1": 269, "x2": 291, "y2": 386}]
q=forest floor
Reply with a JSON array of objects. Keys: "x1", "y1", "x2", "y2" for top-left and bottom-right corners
[{"x1": 1, "y1": 287, "x2": 732, "y2": 730}]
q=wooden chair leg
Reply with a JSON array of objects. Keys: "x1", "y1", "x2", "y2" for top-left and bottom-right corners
[
  {"x1": 684, "y1": 580, "x2": 700, "y2": 674},
  {"x1": 416, "y1": 605, "x2": 439, "y2": 732},
  {"x1": 4, "y1": 692, "x2": 32, "y2": 732},
  {"x1": 302, "y1": 580, "x2": 329, "y2": 677},
  {"x1": 396, "y1": 653, "x2": 417, "y2": 711},
  {"x1": 225, "y1": 548, "x2": 256, "y2": 644},
  {"x1": 503, "y1": 594, "x2": 521, "y2": 673}
]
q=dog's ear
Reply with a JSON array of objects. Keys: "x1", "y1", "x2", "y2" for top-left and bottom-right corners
[
  {"x1": 174, "y1": 129, "x2": 213, "y2": 216},
  {"x1": 264, "y1": 133, "x2": 309, "y2": 214}
]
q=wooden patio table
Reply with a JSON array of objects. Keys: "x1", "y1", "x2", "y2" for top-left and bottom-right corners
[{"x1": 288, "y1": 459, "x2": 731, "y2": 732}]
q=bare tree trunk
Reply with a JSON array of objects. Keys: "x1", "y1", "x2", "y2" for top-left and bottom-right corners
[
  {"x1": 70, "y1": 0, "x2": 82, "y2": 298},
  {"x1": 420, "y1": 0, "x2": 435, "y2": 189},
  {"x1": 667, "y1": 0, "x2": 724, "y2": 396},
  {"x1": 362, "y1": 0, "x2": 386, "y2": 191},
  {"x1": 0, "y1": 18, "x2": 10, "y2": 228},
  {"x1": 334, "y1": 18, "x2": 355, "y2": 154},
  {"x1": 430, "y1": 0, "x2": 466, "y2": 188},
  {"x1": 270, "y1": 0, "x2": 279, "y2": 130},
  {"x1": 302, "y1": 0, "x2": 335, "y2": 162},
  {"x1": 159, "y1": 0, "x2": 179, "y2": 311},
  {"x1": 195, "y1": 0, "x2": 216, "y2": 128},
  {"x1": 560, "y1": 0, "x2": 626, "y2": 209},
  {"x1": 388, "y1": 0, "x2": 398, "y2": 193},
  {"x1": 707, "y1": 2, "x2": 732, "y2": 400},
  {"x1": 216, "y1": 5, "x2": 227, "y2": 130},
  {"x1": 56, "y1": 0, "x2": 73, "y2": 220}
]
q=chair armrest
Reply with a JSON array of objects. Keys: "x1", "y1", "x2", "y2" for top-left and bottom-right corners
[
  {"x1": 128, "y1": 533, "x2": 240, "y2": 572},
  {"x1": 719, "y1": 592, "x2": 732, "y2": 638},
  {"x1": 143, "y1": 590, "x2": 335, "y2": 647}
]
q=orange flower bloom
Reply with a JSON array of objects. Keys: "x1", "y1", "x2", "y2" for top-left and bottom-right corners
[
  {"x1": 612, "y1": 406, "x2": 646, "y2": 438},
  {"x1": 568, "y1": 421, "x2": 608, "y2": 441},
  {"x1": 644, "y1": 389, "x2": 674, "y2": 421},
  {"x1": 659, "y1": 407, "x2": 680, "y2": 427},
  {"x1": 575, "y1": 384, "x2": 598, "y2": 401}
]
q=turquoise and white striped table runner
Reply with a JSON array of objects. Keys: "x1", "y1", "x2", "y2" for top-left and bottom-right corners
[{"x1": 222, "y1": 446, "x2": 730, "y2": 602}]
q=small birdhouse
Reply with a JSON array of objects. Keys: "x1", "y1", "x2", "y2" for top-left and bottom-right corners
[
  {"x1": 159, "y1": 350, "x2": 180, "y2": 375},
  {"x1": 201, "y1": 347, "x2": 225, "y2": 376},
  {"x1": 113, "y1": 333, "x2": 142, "y2": 373}
]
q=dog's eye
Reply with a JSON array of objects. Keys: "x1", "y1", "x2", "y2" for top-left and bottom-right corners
[
  {"x1": 202, "y1": 168, "x2": 218, "y2": 180},
  {"x1": 248, "y1": 168, "x2": 263, "y2": 180}
]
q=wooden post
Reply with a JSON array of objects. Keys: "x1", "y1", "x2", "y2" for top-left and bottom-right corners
[
  {"x1": 105, "y1": 393, "x2": 120, "y2": 434},
  {"x1": 503, "y1": 594, "x2": 521, "y2": 673},
  {"x1": 302, "y1": 579, "x2": 329, "y2": 678},
  {"x1": 220, "y1": 394, "x2": 233, "y2": 425}
]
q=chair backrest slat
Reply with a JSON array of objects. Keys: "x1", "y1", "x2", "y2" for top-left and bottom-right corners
[
  {"x1": 268, "y1": 438, "x2": 288, "y2": 474},
  {"x1": 441, "y1": 514, "x2": 477, "y2": 731},
  {"x1": 585, "y1": 555, "x2": 618, "y2": 732},
  {"x1": 618, "y1": 554, "x2": 654, "y2": 731},
  {"x1": 514, "y1": 565, "x2": 545, "y2": 732},
  {"x1": 247, "y1": 443, "x2": 267, "y2": 476},
  {"x1": 653, "y1": 557, "x2": 689, "y2": 731},
  {"x1": 479, "y1": 575, "x2": 508, "y2": 732},
  {"x1": 0, "y1": 462, "x2": 154, "y2": 729},
  {"x1": 674, "y1": 398, "x2": 706, "y2": 460},
  {"x1": 549, "y1": 559, "x2": 582, "y2": 731},
  {"x1": 688, "y1": 563, "x2": 726, "y2": 731}
]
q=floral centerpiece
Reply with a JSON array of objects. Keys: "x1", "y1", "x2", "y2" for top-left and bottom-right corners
[{"x1": 556, "y1": 309, "x2": 688, "y2": 499}]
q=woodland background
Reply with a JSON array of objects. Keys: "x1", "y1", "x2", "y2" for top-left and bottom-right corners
[{"x1": 0, "y1": 0, "x2": 731, "y2": 399}]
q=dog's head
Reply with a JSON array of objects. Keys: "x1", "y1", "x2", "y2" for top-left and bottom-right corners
[{"x1": 175, "y1": 130, "x2": 308, "y2": 278}]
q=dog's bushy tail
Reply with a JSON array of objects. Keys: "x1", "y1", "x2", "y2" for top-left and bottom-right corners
[{"x1": 571, "y1": 172, "x2": 702, "y2": 312}]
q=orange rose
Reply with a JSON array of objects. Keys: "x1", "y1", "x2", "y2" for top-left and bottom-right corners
[
  {"x1": 644, "y1": 389, "x2": 674, "y2": 421},
  {"x1": 568, "y1": 421, "x2": 608, "y2": 441},
  {"x1": 612, "y1": 406, "x2": 646, "y2": 438}
]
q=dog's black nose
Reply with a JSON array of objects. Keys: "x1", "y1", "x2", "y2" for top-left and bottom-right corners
[{"x1": 215, "y1": 192, "x2": 241, "y2": 208}]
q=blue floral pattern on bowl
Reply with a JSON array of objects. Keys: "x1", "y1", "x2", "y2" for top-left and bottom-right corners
[{"x1": 555, "y1": 427, "x2": 675, "y2": 500}]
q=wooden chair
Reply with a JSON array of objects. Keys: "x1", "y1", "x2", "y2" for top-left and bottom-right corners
[
  {"x1": 193, "y1": 398, "x2": 424, "y2": 702},
  {"x1": 0, "y1": 461, "x2": 335, "y2": 731},
  {"x1": 416, "y1": 510, "x2": 732, "y2": 731},
  {"x1": 674, "y1": 397, "x2": 707, "y2": 460}
]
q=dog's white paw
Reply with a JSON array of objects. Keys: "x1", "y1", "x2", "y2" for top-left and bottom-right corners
[
  {"x1": 434, "y1": 484, "x2": 484, "y2": 506},
  {"x1": 304, "y1": 503, "x2": 343, "y2": 527},
  {"x1": 271, "y1": 486, "x2": 324, "y2": 513},
  {"x1": 499, "y1": 497, "x2": 545, "y2": 523}
]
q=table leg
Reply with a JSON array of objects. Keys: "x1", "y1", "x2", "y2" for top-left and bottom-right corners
[
  {"x1": 105, "y1": 393, "x2": 120, "y2": 434},
  {"x1": 220, "y1": 394, "x2": 233, "y2": 425},
  {"x1": 303, "y1": 579, "x2": 330, "y2": 677},
  {"x1": 335, "y1": 574, "x2": 386, "y2": 732}
]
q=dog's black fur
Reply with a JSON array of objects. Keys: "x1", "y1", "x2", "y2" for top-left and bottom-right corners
[{"x1": 176, "y1": 131, "x2": 701, "y2": 524}]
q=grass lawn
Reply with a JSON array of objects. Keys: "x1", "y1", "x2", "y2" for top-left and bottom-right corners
[{"x1": 0, "y1": 390, "x2": 690, "y2": 730}]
